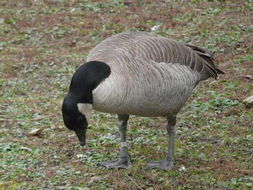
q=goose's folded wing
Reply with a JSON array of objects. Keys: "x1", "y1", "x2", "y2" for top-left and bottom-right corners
[
  {"x1": 87, "y1": 31, "x2": 224, "y2": 80},
  {"x1": 126, "y1": 36, "x2": 224, "y2": 80}
]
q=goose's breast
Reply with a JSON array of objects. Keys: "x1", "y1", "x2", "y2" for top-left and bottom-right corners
[{"x1": 92, "y1": 63, "x2": 201, "y2": 116}]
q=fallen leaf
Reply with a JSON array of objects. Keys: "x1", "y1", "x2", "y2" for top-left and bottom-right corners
[
  {"x1": 28, "y1": 128, "x2": 43, "y2": 136},
  {"x1": 241, "y1": 75, "x2": 253, "y2": 80},
  {"x1": 20, "y1": 146, "x2": 32, "y2": 152},
  {"x1": 243, "y1": 95, "x2": 253, "y2": 108}
]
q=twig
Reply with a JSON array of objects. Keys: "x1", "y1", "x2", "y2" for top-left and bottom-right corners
[{"x1": 126, "y1": 173, "x2": 144, "y2": 190}]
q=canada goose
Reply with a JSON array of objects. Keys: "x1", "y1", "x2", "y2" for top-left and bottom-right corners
[{"x1": 62, "y1": 31, "x2": 224, "y2": 170}]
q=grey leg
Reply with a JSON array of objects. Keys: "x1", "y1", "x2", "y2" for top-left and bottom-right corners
[
  {"x1": 147, "y1": 116, "x2": 176, "y2": 170},
  {"x1": 101, "y1": 115, "x2": 132, "y2": 169}
]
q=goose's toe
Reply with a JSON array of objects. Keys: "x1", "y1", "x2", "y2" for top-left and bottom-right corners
[
  {"x1": 100, "y1": 156, "x2": 132, "y2": 169},
  {"x1": 146, "y1": 159, "x2": 174, "y2": 170}
]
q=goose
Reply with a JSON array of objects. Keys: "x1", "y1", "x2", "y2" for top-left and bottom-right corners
[{"x1": 62, "y1": 31, "x2": 224, "y2": 170}]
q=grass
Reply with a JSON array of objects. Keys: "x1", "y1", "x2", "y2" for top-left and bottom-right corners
[{"x1": 0, "y1": 0, "x2": 253, "y2": 189}]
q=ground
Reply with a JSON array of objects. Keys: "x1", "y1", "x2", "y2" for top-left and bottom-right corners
[{"x1": 0, "y1": 0, "x2": 253, "y2": 189}]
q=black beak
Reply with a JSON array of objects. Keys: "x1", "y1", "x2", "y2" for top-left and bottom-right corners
[{"x1": 75, "y1": 129, "x2": 86, "y2": 146}]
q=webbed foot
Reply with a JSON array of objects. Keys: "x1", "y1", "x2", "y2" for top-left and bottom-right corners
[
  {"x1": 100, "y1": 147, "x2": 132, "y2": 169},
  {"x1": 146, "y1": 159, "x2": 174, "y2": 170},
  {"x1": 101, "y1": 157, "x2": 132, "y2": 169}
]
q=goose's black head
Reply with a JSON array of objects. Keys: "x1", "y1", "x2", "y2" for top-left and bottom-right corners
[
  {"x1": 62, "y1": 61, "x2": 111, "y2": 146},
  {"x1": 62, "y1": 96, "x2": 89, "y2": 146}
]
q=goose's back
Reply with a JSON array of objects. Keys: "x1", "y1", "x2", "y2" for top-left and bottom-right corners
[{"x1": 87, "y1": 31, "x2": 221, "y2": 80}]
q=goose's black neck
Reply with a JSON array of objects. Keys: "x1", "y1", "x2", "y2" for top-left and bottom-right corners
[{"x1": 68, "y1": 61, "x2": 111, "y2": 103}]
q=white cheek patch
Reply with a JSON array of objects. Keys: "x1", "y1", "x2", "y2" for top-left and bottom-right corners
[{"x1": 77, "y1": 103, "x2": 93, "y2": 123}]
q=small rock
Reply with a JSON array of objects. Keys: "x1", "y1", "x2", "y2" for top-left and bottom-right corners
[
  {"x1": 28, "y1": 128, "x2": 43, "y2": 136},
  {"x1": 243, "y1": 95, "x2": 253, "y2": 108}
]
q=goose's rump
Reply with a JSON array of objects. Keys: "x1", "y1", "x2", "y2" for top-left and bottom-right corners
[{"x1": 92, "y1": 58, "x2": 201, "y2": 117}]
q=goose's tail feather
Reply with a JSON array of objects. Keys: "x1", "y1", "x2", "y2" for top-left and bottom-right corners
[{"x1": 186, "y1": 44, "x2": 225, "y2": 79}]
